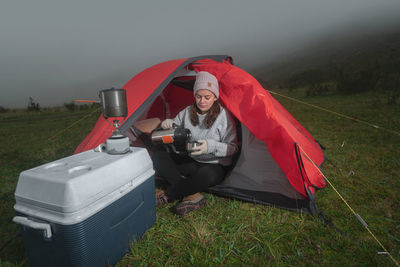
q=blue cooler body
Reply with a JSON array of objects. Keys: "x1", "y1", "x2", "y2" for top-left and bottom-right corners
[{"x1": 13, "y1": 147, "x2": 156, "y2": 267}]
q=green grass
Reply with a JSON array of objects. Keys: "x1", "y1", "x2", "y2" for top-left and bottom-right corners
[
  {"x1": 0, "y1": 108, "x2": 101, "y2": 266},
  {"x1": 0, "y1": 91, "x2": 399, "y2": 266}
]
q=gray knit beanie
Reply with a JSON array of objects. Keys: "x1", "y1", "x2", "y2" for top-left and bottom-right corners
[{"x1": 193, "y1": 71, "x2": 219, "y2": 98}]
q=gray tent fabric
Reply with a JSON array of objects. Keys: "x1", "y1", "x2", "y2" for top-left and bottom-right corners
[{"x1": 221, "y1": 124, "x2": 305, "y2": 200}]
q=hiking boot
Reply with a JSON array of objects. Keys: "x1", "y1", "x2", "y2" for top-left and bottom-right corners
[
  {"x1": 155, "y1": 189, "x2": 168, "y2": 207},
  {"x1": 174, "y1": 193, "x2": 206, "y2": 216}
]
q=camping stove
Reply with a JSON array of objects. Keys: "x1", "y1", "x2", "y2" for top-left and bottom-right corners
[{"x1": 99, "y1": 88, "x2": 130, "y2": 154}]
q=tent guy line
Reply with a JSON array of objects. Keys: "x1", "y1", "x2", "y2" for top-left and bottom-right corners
[
  {"x1": 298, "y1": 145, "x2": 400, "y2": 267},
  {"x1": 267, "y1": 90, "x2": 400, "y2": 137},
  {"x1": 47, "y1": 89, "x2": 399, "y2": 145},
  {"x1": 47, "y1": 107, "x2": 101, "y2": 141}
]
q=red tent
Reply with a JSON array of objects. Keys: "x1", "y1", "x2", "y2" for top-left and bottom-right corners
[{"x1": 75, "y1": 55, "x2": 326, "y2": 213}]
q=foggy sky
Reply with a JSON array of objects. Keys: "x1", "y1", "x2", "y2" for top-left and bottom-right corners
[{"x1": 1, "y1": 0, "x2": 400, "y2": 108}]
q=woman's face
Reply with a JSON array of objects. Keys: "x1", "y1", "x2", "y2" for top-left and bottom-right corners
[{"x1": 195, "y1": 89, "x2": 218, "y2": 114}]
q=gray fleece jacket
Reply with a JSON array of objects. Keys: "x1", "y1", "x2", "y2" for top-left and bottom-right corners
[{"x1": 173, "y1": 105, "x2": 239, "y2": 166}]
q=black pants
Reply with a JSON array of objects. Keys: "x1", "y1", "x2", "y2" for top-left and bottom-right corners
[{"x1": 152, "y1": 151, "x2": 228, "y2": 201}]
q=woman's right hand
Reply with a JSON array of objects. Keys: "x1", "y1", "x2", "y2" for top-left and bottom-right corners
[{"x1": 161, "y1": 119, "x2": 174, "y2": 129}]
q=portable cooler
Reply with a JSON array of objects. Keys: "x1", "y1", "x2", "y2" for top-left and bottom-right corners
[{"x1": 13, "y1": 147, "x2": 156, "y2": 267}]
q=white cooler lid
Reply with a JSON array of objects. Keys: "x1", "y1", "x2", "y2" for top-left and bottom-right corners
[{"x1": 14, "y1": 147, "x2": 154, "y2": 214}]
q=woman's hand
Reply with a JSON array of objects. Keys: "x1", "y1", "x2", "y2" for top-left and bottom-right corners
[
  {"x1": 190, "y1": 140, "x2": 208, "y2": 156},
  {"x1": 161, "y1": 119, "x2": 174, "y2": 129}
]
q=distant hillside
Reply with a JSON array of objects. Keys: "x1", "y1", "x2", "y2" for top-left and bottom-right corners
[{"x1": 255, "y1": 29, "x2": 400, "y2": 104}]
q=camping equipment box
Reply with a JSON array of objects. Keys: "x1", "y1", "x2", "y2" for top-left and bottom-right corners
[{"x1": 13, "y1": 147, "x2": 156, "y2": 267}]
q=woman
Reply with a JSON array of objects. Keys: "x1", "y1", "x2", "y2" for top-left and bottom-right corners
[{"x1": 152, "y1": 71, "x2": 239, "y2": 216}]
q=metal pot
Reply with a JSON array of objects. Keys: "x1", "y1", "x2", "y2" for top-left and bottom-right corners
[{"x1": 99, "y1": 88, "x2": 127, "y2": 118}]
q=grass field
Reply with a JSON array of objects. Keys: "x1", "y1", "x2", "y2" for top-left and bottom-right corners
[{"x1": 0, "y1": 90, "x2": 399, "y2": 266}]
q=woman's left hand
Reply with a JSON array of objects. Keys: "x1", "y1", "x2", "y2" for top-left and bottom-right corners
[{"x1": 190, "y1": 140, "x2": 208, "y2": 156}]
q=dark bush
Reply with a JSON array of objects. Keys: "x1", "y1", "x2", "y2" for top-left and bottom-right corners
[
  {"x1": 376, "y1": 73, "x2": 400, "y2": 104},
  {"x1": 306, "y1": 84, "x2": 330, "y2": 96},
  {"x1": 27, "y1": 97, "x2": 41, "y2": 111},
  {"x1": 64, "y1": 102, "x2": 76, "y2": 111},
  {"x1": 288, "y1": 69, "x2": 327, "y2": 89},
  {"x1": 78, "y1": 104, "x2": 90, "y2": 111}
]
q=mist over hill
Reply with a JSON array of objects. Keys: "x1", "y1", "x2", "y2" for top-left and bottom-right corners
[
  {"x1": 254, "y1": 22, "x2": 400, "y2": 103},
  {"x1": 2, "y1": 1, "x2": 400, "y2": 108}
]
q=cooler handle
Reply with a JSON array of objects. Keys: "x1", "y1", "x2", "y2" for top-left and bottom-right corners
[{"x1": 13, "y1": 216, "x2": 52, "y2": 238}]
